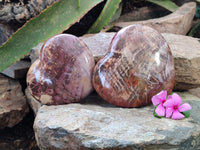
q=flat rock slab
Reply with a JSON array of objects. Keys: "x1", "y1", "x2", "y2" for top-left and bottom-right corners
[
  {"x1": 114, "y1": 2, "x2": 196, "y2": 35},
  {"x1": 80, "y1": 32, "x2": 115, "y2": 63},
  {"x1": 189, "y1": 88, "x2": 200, "y2": 98},
  {"x1": 34, "y1": 92, "x2": 200, "y2": 150},
  {"x1": 0, "y1": 74, "x2": 29, "y2": 129},
  {"x1": 162, "y1": 33, "x2": 200, "y2": 90},
  {"x1": 2, "y1": 60, "x2": 31, "y2": 79}
]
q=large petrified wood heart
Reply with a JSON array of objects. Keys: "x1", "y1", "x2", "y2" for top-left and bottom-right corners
[
  {"x1": 27, "y1": 34, "x2": 95, "y2": 105},
  {"x1": 93, "y1": 24, "x2": 175, "y2": 108}
]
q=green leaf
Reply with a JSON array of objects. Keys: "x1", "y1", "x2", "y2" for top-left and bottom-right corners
[
  {"x1": 78, "y1": 0, "x2": 80, "y2": 8},
  {"x1": 103, "y1": 2, "x2": 122, "y2": 31},
  {"x1": 153, "y1": 105, "x2": 163, "y2": 118},
  {"x1": 0, "y1": 0, "x2": 103, "y2": 72},
  {"x1": 87, "y1": 0, "x2": 122, "y2": 33},
  {"x1": 146, "y1": 0, "x2": 179, "y2": 12},
  {"x1": 188, "y1": 20, "x2": 200, "y2": 37},
  {"x1": 182, "y1": 110, "x2": 191, "y2": 118},
  {"x1": 195, "y1": 5, "x2": 200, "y2": 19}
]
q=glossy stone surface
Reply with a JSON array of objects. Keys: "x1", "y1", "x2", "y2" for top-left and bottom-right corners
[
  {"x1": 27, "y1": 34, "x2": 95, "y2": 105},
  {"x1": 93, "y1": 25, "x2": 175, "y2": 108}
]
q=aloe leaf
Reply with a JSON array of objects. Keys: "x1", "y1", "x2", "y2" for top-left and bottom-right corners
[
  {"x1": 188, "y1": 20, "x2": 200, "y2": 37},
  {"x1": 87, "y1": 0, "x2": 122, "y2": 33},
  {"x1": 103, "y1": 3, "x2": 122, "y2": 31},
  {"x1": 0, "y1": 0, "x2": 103, "y2": 72},
  {"x1": 146, "y1": 0, "x2": 178, "y2": 12}
]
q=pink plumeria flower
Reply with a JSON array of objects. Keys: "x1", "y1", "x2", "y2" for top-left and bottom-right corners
[
  {"x1": 163, "y1": 93, "x2": 192, "y2": 120},
  {"x1": 152, "y1": 91, "x2": 168, "y2": 117}
]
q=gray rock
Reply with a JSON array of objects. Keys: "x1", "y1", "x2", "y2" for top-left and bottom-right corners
[
  {"x1": 116, "y1": 6, "x2": 170, "y2": 22},
  {"x1": 114, "y1": 2, "x2": 196, "y2": 35},
  {"x1": 2, "y1": 60, "x2": 31, "y2": 79},
  {"x1": 29, "y1": 43, "x2": 43, "y2": 64},
  {"x1": 34, "y1": 91, "x2": 200, "y2": 150},
  {"x1": 0, "y1": 74, "x2": 29, "y2": 129},
  {"x1": 0, "y1": 0, "x2": 60, "y2": 46},
  {"x1": 162, "y1": 33, "x2": 200, "y2": 90},
  {"x1": 0, "y1": 0, "x2": 60, "y2": 24},
  {"x1": 188, "y1": 87, "x2": 200, "y2": 98},
  {"x1": 80, "y1": 32, "x2": 115, "y2": 63},
  {"x1": 0, "y1": 23, "x2": 14, "y2": 45}
]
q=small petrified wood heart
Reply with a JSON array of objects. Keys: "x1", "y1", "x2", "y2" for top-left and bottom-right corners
[
  {"x1": 93, "y1": 25, "x2": 175, "y2": 108},
  {"x1": 27, "y1": 34, "x2": 95, "y2": 105}
]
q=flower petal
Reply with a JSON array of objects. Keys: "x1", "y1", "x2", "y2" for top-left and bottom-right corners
[
  {"x1": 178, "y1": 103, "x2": 192, "y2": 112},
  {"x1": 166, "y1": 107, "x2": 173, "y2": 118},
  {"x1": 152, "y1": 91, "x2": 167, "y2": 106},
  {"x1": 163, "y1": 98, "x2": 174, "y2": 107},
  {"x1": 158, "y1": 91, "x2": 167, "y2": 99},
  {"x1": 172, "y1": 110, "x2": 185, "y2": 120},
  {"x1": 172, "y1": 93, "x2": 182, "y2": 106},
  {"x1": 167, "y1": 95, "x2": 172, "y2": 99},
  {"x1": 155, "y1": 104, "x2": 165, "y2": 116},
  {"x1": 152, "y1": 95, "x2": 161, "y2": 106}
]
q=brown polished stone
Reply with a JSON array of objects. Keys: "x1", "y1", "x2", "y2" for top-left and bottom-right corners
[
  {"x1": 93, "y1": 25, "x2": 175, "y2": 108},
  {"x1": 27, "y1": 34, "x2": 95, "y2": 105}
]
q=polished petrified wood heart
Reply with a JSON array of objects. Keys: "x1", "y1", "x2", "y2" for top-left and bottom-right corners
[
  {"x1": 93, "y1": 24, "x2": 175, "y2": 108},
  {"x1": 27, "y1": 34, "x2": 95, "y2": 105}
]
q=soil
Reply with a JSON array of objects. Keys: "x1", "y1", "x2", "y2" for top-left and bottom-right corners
[{"x1": 0, "y1": 110, "x2": 39, "y2": 150}]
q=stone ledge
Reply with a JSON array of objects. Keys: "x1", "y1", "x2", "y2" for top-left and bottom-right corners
[
  {"x1": 114, "y1": 2, "x2": 196, "y2": 35},
  {"x1": 34, "y1": 92, "x2": 200, "y2": 150},
  {"x1": 0, "y1": 74, "x2": 29, "y2": 129}
]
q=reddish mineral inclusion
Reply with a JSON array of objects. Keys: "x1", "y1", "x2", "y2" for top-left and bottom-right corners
[
  {"x1": 93, "y1": 24, "x2": 175, "y2": 108},
  {"x1": 27, "y1": 34, "x2": 95, "y2": 105}
]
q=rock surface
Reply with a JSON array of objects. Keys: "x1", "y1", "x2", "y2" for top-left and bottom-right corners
[
  {"x1": 0, "y1": 0, "x2": 60, "y2": 24},
  {"x1": 114, "y1": 2, "x2": 196, "y2": 35},
  {"x1": 93, "y1": 25, "x2": 175, "y2": 107},
  {"x1": 162, "y1": 33, "x2": 200, "y2": 90},
  {"x1": 189, "y1": 88, "x2": 200, "y2": 98},
  {"x1": 29, "y1": 43, "x2": 43, "y2": 64},
  {"x1": 80, "y1": 33, "x2": 115, "y2": 63},
  {"x1": 27, "y1": 34, "x2": 95, "y2": 105},
  {"x1": 0, "y1": 0, "x2": 60, "y2": 46},
  {"x1": 116, "y1": 6, "x2": 170, "y2": 22},
  {"x1": 34, "y1": 92, "x2": 200, "y2": 150},
  {"x1": 0, "y1": 74, "x2": 29, "y2": 129},
  {"x1": 2, "y1": 60, "x2": 31, "y2": 79},
  {"x1": 0, "y1": 23, "x2": 14, "y2": 46}
]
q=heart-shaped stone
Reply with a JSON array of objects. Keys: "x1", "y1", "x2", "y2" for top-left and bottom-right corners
[
  {"x1": 27, "y1": 34, "x2": 95, "y2": 105},
  {"x1": 93, "y1": 25, "x2": 175, "y2": 107}
]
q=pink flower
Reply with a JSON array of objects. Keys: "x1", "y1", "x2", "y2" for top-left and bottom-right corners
[
  {"x1": 152, "y1": 91, "x2": 168, "y2": 117},
  {"x1": 163, "y1": 93, "x2": 192, "y2": 120}
]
